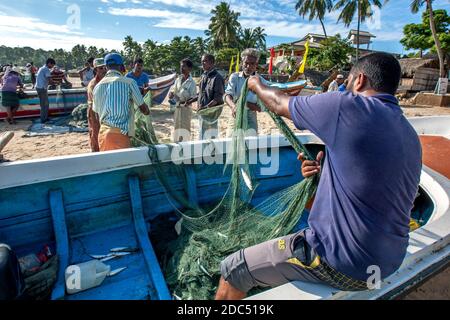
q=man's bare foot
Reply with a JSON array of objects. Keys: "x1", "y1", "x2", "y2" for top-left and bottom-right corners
[{"x1": 215, "y1": 277, "x2": 247, "y2": 300}]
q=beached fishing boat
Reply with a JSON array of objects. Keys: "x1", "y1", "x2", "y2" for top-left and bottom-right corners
[
  {"x1": 0, "y1": 88, "x2": 87, "y2": 120},
  {"x1": 0, "y1": 74, "x2": 177, "y2": 121},
  {"x1": 0, "y1": 116, "x2": 448, "y2": 300}
]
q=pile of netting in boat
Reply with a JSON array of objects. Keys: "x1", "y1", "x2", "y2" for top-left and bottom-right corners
[{"x1": 133, "y1": 80, "x2": 319, "y2": 300}]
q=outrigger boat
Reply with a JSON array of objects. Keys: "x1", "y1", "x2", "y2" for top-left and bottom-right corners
[
  {"x1": 0, "y1": 74, "x2": 178, "y2": 121},
  {"x1": 0, "y1": 115, "x2": 448, "y2": 300}
]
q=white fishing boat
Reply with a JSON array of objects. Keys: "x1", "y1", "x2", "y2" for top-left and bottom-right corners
[{"x1": 0, "y1": 116, "x2": 448, "y2": 300}]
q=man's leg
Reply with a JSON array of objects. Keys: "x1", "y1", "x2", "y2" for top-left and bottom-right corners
[
  {"x1": 216, "y1": 276, "x2": 247, "y2": 300},
  {"x1": 6, "y1": 107, "x2": 13, "y2": 124},
  {"x1": 216, "y1": 231, "x2": 322, "y2": 300},
  {"x1": 87, "y1": 106, "x2": 100, "y2": 152},
  {"x1": 246, "y1": 111, "x2": 258, "y2": 137},
  {"x1": 37, "y1": 89, "x2": 49, "y2": 123}
]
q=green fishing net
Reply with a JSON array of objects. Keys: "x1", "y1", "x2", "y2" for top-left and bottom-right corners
[
  {"x1": 133, "y1": 80, "x2": 319, "y2": 300},
  {"x1": 196, "y1": 105, "x2": 224, "y2": 125}
]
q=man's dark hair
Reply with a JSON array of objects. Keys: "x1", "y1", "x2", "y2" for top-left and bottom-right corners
[
  {"x1": 182, "y1": 58, "x2": 193, "y2": 69},
  {"x1": 107, "y1": 64, "x2": 122, "y2": 71},
  {"x1": 350, "y1": 52, "x2": 401, "y2": 95},
  {"x1": 203, "y1": 54, "x2": 215, "y2": 64},
  {"x1": 87, "y1": 57, "x2": 94, "y2": 63},
  {"x1": 46, "y1": 58, "x2": 56, "y2": 65},
  {"x1": 134, "y1": 58, "x2": 144, "y2": 65}
]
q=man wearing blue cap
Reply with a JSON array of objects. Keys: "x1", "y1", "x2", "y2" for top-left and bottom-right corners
[{"x1": 93, "y1": 53, "x2": 150, "y2": 151}]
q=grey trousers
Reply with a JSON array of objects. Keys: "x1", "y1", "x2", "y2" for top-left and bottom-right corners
[{"x1": 36, "y1": 88, "x2": 49, "y2": 123}]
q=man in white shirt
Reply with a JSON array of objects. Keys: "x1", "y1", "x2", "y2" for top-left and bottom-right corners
[
  {"x1": 224, "y1": 48, "x2": 262, "y2": 136},
  {"x1": 169, "y1": 58, "x2": 197, "y2": 142},
  {"x1": 327, "y1": 74, "x2": 344, "y2": 92},
  {"x1": 79, "y1": 58, "x2": 95, "y2": 87}
]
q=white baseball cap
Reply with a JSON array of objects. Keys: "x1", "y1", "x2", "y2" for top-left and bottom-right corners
[{"x1": 337, "y1": 74, "x2": 344, "y2": 79}]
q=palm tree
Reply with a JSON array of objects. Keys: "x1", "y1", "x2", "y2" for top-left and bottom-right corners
[
  {"x1": 252, "y1": 27, "x2": 267, "y2": 51},
  {"x1": 193, "y1": 37, "x2": 208, "y2": 57},
  {"x1": 239, "y1": 28, "x2": 257, "y2": 49},
  {"x1": 334, "y1": 0, "x2": 386, "y2": 61},
  {"x1": 295, "y1": 0, "x2": 333, "y2": 38},
  {"x1": 206, "y1": 2, "x2": 241, "y2": 50},
  {"x1": 410, "y1": 0, "x2": 445, "y2": 78}
]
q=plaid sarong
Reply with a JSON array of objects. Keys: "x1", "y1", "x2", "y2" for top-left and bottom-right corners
[{"x1": 0, "y1": 91, "x2": 20, "y2": 108}]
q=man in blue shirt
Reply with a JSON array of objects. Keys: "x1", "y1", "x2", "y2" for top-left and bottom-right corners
[
  {"x1": 125, "y1": 58, "x2": 150, "y2": 95},
  {"x1": 216, "y1": 52, "x2": 422, "y2": 300},
  {"x1": 35, "y1": 58, "x2": 56, "y2": 123}
]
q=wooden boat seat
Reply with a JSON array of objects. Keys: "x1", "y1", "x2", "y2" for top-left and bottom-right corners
[{"x1": 49, "y1": 176, "x2": 171, "y2": 300}]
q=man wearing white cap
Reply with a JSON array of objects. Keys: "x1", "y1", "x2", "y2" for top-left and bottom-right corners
[
  {"x1": 87, "y1": 58, "x2": 107, "y2": 152},
  {"x1": 328, "y1": 74, "x2": 345, "y2": 92}
]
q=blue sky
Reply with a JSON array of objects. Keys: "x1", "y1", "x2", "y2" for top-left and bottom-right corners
[{"x1": 0, "y1": 0, "x2": 448, "y2": 54}]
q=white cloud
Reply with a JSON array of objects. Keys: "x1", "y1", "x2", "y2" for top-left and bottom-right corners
[
  {"x1": 0, "y1": 12, "x2": 82, "y2": 35},
  {"x1": 107, "y1": 4, "x2": 353, "y2": 38},
  {"x1": 108, "y1": 7, "x2": 208, "y2": 30},
  {"x1": 0, "y1": 13, "x2": 122, "y2": 50}
]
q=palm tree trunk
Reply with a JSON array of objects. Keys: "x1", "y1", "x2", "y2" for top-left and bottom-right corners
[
  {"x1": 319, "y1": 17, "x2": 328, "y2": 39},
  {"x1": 356, "y1": 0, "x2": 361, "y2": 61},
  {"x1": 427, "y1": 0, "x2": 446, "y2": 78}
]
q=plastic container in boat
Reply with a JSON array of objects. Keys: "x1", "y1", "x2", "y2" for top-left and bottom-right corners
[{"x1": 65, "y1": 260, "x2": 111, "y2": 294}]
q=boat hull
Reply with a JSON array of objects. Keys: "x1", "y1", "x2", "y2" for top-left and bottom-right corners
[
  {"x1": 0, "y1": 88, "x2": 87, "y2": 120},
  {"x1": 0, "y1": 117, "x2": 448, "y2": 300},
  {"x1": 0, "y1": 74, "x2": 178, "y2": 120}
]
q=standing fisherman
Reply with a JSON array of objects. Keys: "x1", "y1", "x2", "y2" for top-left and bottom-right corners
[
  {"x1": 93, "y1": 53, "x2": 150, "y2": 151},
  {"x1": 86, "y1": 58, "x2": 107, "y2": 152},
  {"x1": 169, "y1": 58, "x2": 197, "y2": 142}
]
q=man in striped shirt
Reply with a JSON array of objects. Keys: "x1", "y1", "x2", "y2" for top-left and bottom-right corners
[{"x1": 93, "y1": 53, "x2": 150, "y2": 151}]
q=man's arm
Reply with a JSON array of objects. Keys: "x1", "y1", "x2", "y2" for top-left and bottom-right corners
[
  {"x1": 248, "y1": 76, "x2": 291, "y2": 119},
  {"x1": 224, "y1": 74, "x2": 237, "y2": 115},
  {"x1": 206, "y1": 75, "x2": 225, "y2": 108},
  {"x1": 130, "y1": 81, "x2": 150, "y2": 115},
  {"x1": 78, "y1": 67, "x2": 87, "y2": 81}
]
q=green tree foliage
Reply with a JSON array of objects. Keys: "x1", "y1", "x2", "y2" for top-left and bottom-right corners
[
  {"x1": 0, "y1": 45, "x2": 110, "y2": 71},
  {"x1": 295, "y1": 0, "x2": 333, "y2": 38},
  {"x1": 307, "y1": 34, "x2": 354, "y2": 70},
  {"x1": 334, "y1": 0, "x2": 386, "y2": 60},
  {"x1": 215, "y1": 48, "x2": 240, "y2": 69},
  {"x1": 238, "y1": 27, "x2": 267, "y2": 51},
  {"x1": 123, "y1": 35, "x2": 143, "y2": 63},
  {"x1": 206, "y1": 2, "x2": 241, "y2": 50},
  {"x1": 409, "y1": 0, "x2": 447, "y2": 77},
  {"x1": 401, "y1": 9, "x2": 449, "y2": 57}
]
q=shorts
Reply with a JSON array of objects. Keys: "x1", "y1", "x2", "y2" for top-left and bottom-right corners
[{"x1": 220, "y1": 230, "x2": 368, "y2": 293}]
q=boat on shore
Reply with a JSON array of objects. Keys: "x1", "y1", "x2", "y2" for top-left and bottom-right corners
[
  {"x1": 0, "y1": 74, "x2": 178, "y2": 121},
  {"x1": 0, "y1": 114, "x2": 448, "y2": 300}
]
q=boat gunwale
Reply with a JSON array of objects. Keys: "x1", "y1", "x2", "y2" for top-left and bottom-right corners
[{"x1": 0, "y1": 133, "x2": 322, "y2": 190}]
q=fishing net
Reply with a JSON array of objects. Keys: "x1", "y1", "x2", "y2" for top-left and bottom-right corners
[
  {"x1": 133, "y1": 79, "x2": 319, "y2": 300},
  {"x1": 196, "y1": 105, "x2": 224, "y2": 126}
]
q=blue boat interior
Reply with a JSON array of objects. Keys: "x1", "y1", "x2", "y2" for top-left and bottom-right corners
[{"x1": 0, "y1": 143, "x2": 435, "y2": 300}]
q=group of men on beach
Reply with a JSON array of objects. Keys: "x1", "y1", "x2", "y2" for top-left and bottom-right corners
[{"x1": 79, "y1": 49, "x2": 266, "y2": 151}]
